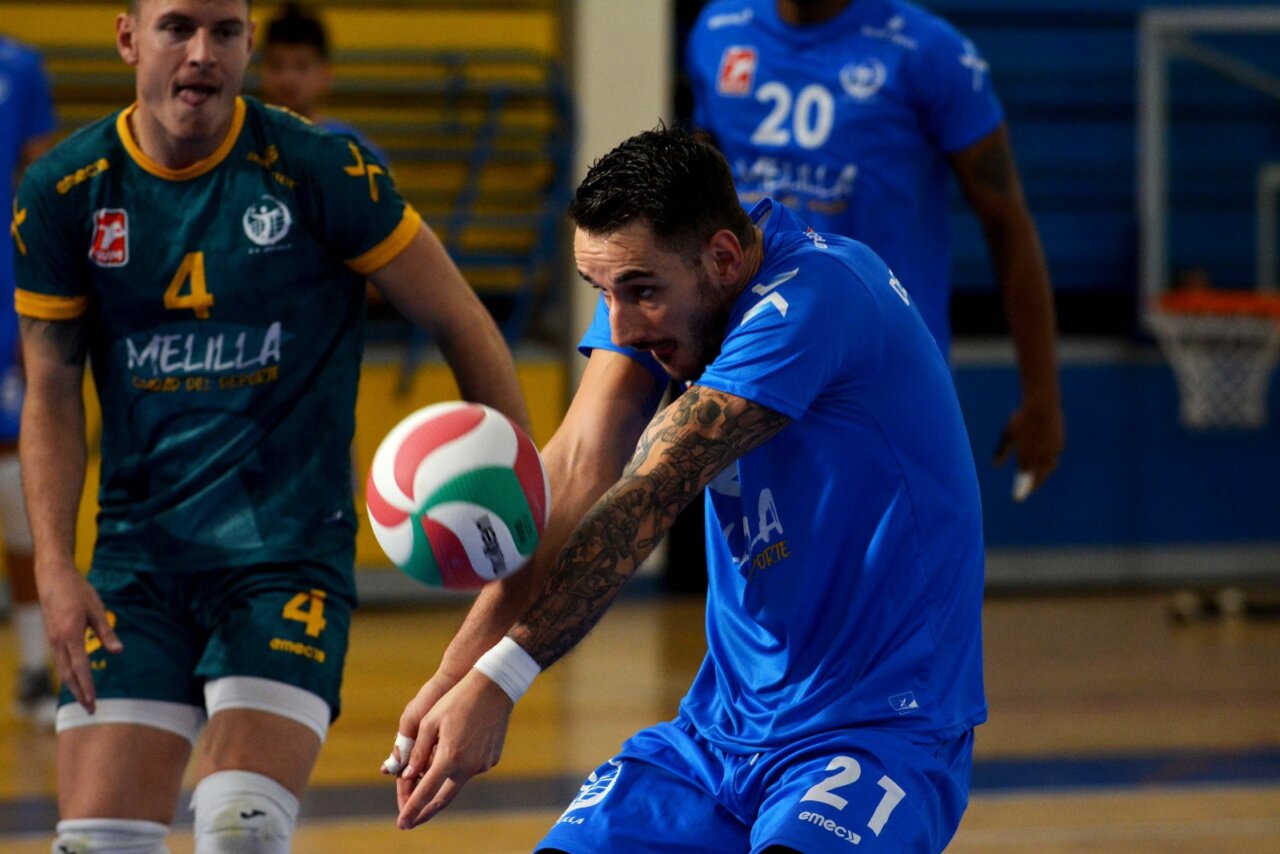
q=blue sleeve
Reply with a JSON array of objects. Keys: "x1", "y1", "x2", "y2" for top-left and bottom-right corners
[
  {"x1": 912, "y1": 21, "x2": 1003, "y2": 154},
  {"x1": 20, "y1": 49, "x2": 56, "y2": 143},
  {"x1": 577, "y1": 294, "x2": 668, "y2": 384},
  {"x1": 696, "y1": 262, "x2": 883, "y2": 419}
]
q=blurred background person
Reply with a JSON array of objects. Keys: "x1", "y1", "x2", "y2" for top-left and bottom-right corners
[
  {"x1": 665, "y1": 0, "x2": 1066, "y2": 595},
  {"x1": 685, "y1": 0, "x2": 1064, "y2": 494},
  {"x1": 259, "y1": 1, "x2": 387, "y2": 163},
  {"x1": 0, "y1": 31, "x2": 56, "y2": 729}
]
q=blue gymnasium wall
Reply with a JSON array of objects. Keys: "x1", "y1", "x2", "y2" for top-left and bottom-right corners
[
  {"x1": 930, "y1": 0, "x2": 1280, "y2": 293},
  {"x1": 955, "y1": 352, "x2": 1280, "y2": 551},
  {"x1": 925, "y1": 1, "x2": 1280, "y2": 580}
]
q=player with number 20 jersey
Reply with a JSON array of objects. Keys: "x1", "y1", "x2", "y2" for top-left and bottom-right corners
[{"x1": 687, "y1": 0, "x2": 1004, "y2": 353}]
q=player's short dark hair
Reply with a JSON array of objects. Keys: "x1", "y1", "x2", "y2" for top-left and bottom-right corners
[
  {"x1": 568, "y1": 125, "x2": 756, "y2": 261},
  {"x1": 264, "y1": 2, "x2": 328, "y2": 59}
]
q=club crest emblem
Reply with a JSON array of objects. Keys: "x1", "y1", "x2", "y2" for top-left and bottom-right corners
[
  {"x1": 840, "y1": 59, "x2": 887, "y2": 101},
  {"x1": 242, "y1": 195, "x2": 293, "y2": 247}
]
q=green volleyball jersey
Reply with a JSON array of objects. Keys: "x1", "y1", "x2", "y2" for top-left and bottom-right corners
[{"x1": 13, "y1": 96, "x2": 421, "y2": 578}]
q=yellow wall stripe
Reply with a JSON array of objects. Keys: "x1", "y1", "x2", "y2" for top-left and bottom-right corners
[
  {"x1": 15, "y1": 289, "x2": 88, "y2": 320},
  {"x1": 346, "y1": 206, "x2": 422, "y2": 275}
]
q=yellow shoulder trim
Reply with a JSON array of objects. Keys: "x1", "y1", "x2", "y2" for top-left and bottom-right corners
[
  {"x1": 15, "y1": 290, "x2": 89, "y2": 320},
  {"x1": 117, "y1": 97, "x2": 247, "y2": 181},
  {"x1": 346, "y1": 206, "x2": 423, "y2": 275}
]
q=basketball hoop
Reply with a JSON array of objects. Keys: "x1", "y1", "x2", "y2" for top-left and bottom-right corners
[{"x1": 1150, "y1": 290, "x2": 1280, "y2": 430}]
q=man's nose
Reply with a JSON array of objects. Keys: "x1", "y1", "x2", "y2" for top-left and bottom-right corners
[
  {"x1": 609, "y1": 303, "x2": 645, "y2": 349},
  {"x1": 187, "y1": 28, "x2": 216, "y2": 67}
]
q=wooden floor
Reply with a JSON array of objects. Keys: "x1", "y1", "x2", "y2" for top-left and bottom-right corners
[{"x1": 1, "y1": 589, "x2": 1278, "y2": 852}]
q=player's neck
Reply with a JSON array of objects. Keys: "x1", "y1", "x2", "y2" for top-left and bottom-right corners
[
  {"x1": 733, "y1": 227, "x2": 767, "y2": 298},
  {"x1": 776, "y1": 0, "x2": 853, "y2": 26},
  {"x1": 126, "y1": 105, "x2": 237, "y2": 171}
]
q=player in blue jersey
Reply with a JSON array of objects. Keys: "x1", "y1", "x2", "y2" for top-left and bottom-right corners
[
  {"x1": 0, "y1": 33, "x2": 57, "y2": 728},
  {"x1": 386, "y1": 126, "x2": 985, "y2": 852},
  {"x1": 13, "y1": 1, "x2": 528, "y2": 852},
  {"x1": 687, "y1": 0, "x2": 1063, "y2": 501}
]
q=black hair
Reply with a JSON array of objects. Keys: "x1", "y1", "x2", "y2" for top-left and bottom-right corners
[
  {"x1": 264, "y1": 2, "x2": 328, "y2": 59},
  {"x1": 568, "y1": 124, "x2": 756, "y2": 260}
]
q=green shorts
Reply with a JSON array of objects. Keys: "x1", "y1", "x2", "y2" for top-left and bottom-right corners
[{"x1": 64, "y1": 562, "x2": 354, "y2": 721}]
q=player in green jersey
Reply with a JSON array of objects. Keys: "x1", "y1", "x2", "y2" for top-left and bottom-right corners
[{"x1": 11, "y1": 0, "x2": 530, "y2": 851}]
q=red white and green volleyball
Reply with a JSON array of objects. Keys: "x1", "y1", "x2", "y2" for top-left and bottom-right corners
[{"x1": 366, "y1": 402, "x2": 551, "y2": 589}]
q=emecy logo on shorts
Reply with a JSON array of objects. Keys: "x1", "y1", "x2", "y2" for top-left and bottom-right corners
[{"x1": 797, "y1": 810, "x2": 863, "y2": 845}]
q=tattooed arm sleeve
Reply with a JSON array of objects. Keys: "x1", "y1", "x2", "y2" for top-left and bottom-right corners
[{"x1": 507, "y1": 385, "x2": 791, "y2": 669}]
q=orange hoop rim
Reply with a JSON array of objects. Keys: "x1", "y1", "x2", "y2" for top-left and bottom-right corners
[{"x1": 1158, "y1": 289, "x2": 1280, "y2": 319}]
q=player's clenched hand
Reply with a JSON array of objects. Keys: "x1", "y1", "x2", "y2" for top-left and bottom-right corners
[
  {"x1": 993, "y1": 397, "x2": 1065, "y2": 501},
  {"x1": 395, "y1": 668, "x2": 513, "y2": 830},
  {"x1": 38, "y1": 564, "x2": 121, "y2": 714}
]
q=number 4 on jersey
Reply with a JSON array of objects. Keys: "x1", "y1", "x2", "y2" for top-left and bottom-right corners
[
  {"x1": 282, "y1": 589, "x2": 328, "y2": 638},
  {"x1": 164, "y1": 251, "x2": 215, "y2": 318}
]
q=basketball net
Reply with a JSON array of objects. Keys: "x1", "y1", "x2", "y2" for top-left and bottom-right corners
[{"x1": 1151, "y1": 291, "x2": 1280, "y2": 430}]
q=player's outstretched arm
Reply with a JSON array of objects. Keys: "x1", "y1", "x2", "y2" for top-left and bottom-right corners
[
  {"x1": 367, "y1": 224, "x2": 531, "y2": 435},
  {"x1": 385, "y1": 351, "x2": 664, "y2": 791},
  {"x1": 949, "y1": 123, "x2": 1064, "y2": 499},
  {"x1": 18, "y1": 316, "x2": 122, "y2": 712},
  {"x1": 394, "y1": 385, "x2": 789, "y2": 829}
]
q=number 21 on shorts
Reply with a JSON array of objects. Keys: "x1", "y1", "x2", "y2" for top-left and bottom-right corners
[{"x1": 800, "y1": 755, "x2": 906, "y2": 840}]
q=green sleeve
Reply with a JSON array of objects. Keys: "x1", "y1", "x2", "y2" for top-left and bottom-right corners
[
  {"x1": 12, "y1": 162, "x2": 92, "y2": 320},
  {"x1": 296, "y1": 131, "x2": 422, "y2": 275}
]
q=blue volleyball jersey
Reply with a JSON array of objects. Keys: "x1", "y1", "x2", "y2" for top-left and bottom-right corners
[
  {"x1": 686, "y1": 0, "x2": 1003, "y2": 353},
  {"x1": 580, "y1": 199, "x2": 986, "y2": 749},
  {"x1": 1, "y1": 37, "x2": 56, "y2": 438}
]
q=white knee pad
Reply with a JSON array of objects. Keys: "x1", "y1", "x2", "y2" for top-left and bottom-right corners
[
  {"x1": 52, "y1": 818, "x2": 169, "y2": 854},
  {"x1": 191, "y1": 770, "x2": 299, "y2": 854}
]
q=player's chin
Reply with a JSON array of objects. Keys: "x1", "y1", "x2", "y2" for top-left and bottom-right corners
[
  {"x1": 170, "y1": 97, "x2": 232, "y2": 135},
  {"x1": 657, "y1": 356, "x2": 701, "y2": 383}
]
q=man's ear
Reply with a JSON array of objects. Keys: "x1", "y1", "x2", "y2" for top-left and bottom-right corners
[
  {"x1": 117, "y1": 13, "x2": 140, "y2": 66},
  {"x1": 706, "y1": 229, "x2": 746, "y2": 286}
]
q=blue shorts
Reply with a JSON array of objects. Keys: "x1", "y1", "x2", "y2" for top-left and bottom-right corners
[{"x1": 536, "y1": 717, "x2": 973, "y2": 854}]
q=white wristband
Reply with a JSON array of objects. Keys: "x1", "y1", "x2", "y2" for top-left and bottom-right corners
[{"x1": 473, "y1": 637, "x2": 541, "y2": 704}]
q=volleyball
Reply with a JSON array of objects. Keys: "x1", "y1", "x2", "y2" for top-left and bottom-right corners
[{"x1": 366, "y1": 402, "x2": 551, "y2": 589}]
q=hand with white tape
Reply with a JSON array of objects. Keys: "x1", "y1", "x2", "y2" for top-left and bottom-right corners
[{"x1": 381, "y1": 733, "x2": 415, "y2": 776}]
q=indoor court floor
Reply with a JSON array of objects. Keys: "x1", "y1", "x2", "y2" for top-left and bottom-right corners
[{"x1": 1, "y1": 588, "x2": 1278, "y2": 852}]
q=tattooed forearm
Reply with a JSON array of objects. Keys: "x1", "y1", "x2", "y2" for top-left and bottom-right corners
[
  {"x1": 20, "y1": 317, "x2": 88, "y2": 366},
  {"x1": 509, "y1": 386, "x2": 790, "y2": 669}
]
